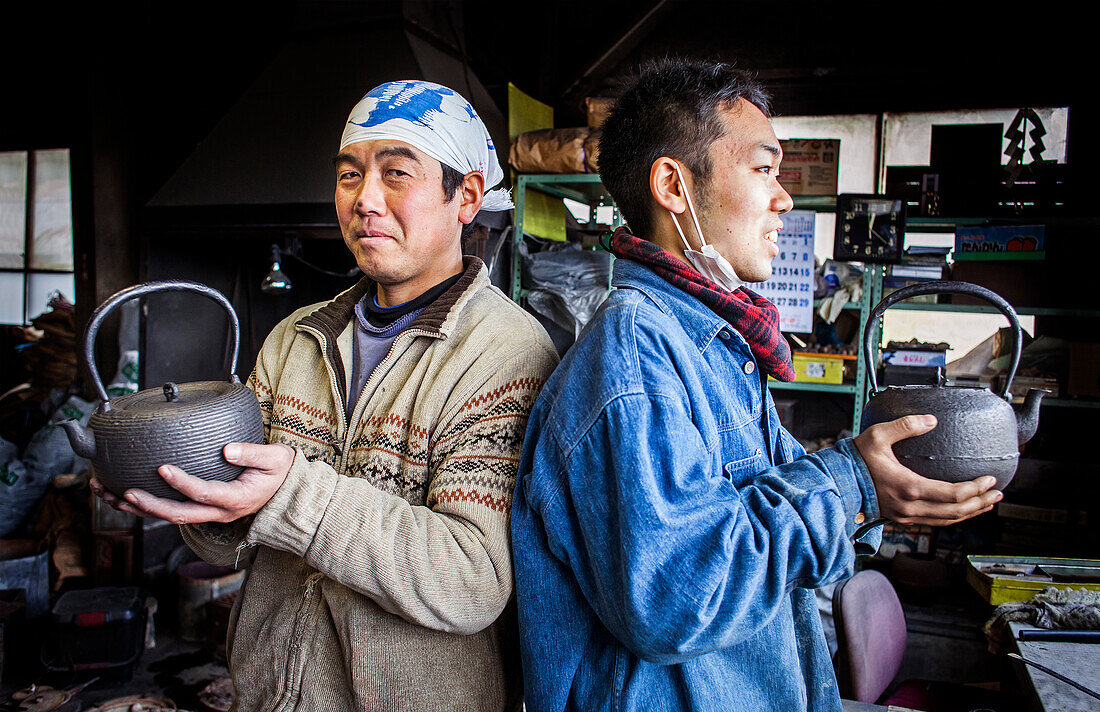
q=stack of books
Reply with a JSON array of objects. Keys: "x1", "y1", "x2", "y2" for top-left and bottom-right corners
[{"x1": 884, "y1": 246, "x2": 950, "y2": 297}]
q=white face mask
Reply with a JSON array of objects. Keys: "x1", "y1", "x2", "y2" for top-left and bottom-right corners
[{"x1": 668, "y1": 162, "x2": 745, "y2": 292}]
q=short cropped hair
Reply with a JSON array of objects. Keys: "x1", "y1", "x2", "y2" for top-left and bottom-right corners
[
  {"x1": 597, "y1": 57, "x2": 772, "y2": 239},
  {"x1": 441, "y1": 164, "x2": 478, "y2": 241}
]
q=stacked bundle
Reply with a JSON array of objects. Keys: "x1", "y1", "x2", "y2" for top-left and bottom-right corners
[{"x1": 22, "y1": 294, "x2": 77, "y2": 400}]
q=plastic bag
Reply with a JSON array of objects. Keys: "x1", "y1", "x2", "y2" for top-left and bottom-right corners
[
  {"x1": 522, "y1": 242, "x2": 612, "y2": 338},
  {"x1": 0, "y1": 395, "x2": 97, "y2": 537},
  {"x1": 107, "y1": 349, "x2": 140, "y2": 399},
  {"x1": 0, "y1": 436, "x2": 38, "y2": 538}
]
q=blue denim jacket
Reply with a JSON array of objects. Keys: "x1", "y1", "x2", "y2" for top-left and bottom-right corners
[{"x1": 512, "y1": 259, "x2": 882, "y2": 712}]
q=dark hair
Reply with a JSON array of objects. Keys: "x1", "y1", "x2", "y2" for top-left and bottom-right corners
[
  {"x1": 441, "y1": 164, "x2": 478, "y2": 241},
  {"x1": 597, "y1": 57, "x2": 772, "y2": 239}
]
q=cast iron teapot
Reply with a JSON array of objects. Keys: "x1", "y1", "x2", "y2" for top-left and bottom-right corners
[
  {"x1": 60, "y1": 281, "x2": 263, "y2": 501},
  {"x1": 860, "y1": 280, "x2": 1046, "y2": 490}
]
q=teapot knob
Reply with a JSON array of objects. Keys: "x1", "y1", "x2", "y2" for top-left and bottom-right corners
[{"x1": 163, "y1": 382, "x2": 180, "y2": 403}]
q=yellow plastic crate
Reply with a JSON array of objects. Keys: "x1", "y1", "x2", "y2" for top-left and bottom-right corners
[
  {"x1": 792, "y1": 352, "x2": 853, "y2": 384},
  {"x1": 965, "y1": 555, "x2": 1100, "y2": 606}
]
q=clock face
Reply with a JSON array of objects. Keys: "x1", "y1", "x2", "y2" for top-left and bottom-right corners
[{"x1": 833, "y1": 195, "x2": 906, "y2": 263}]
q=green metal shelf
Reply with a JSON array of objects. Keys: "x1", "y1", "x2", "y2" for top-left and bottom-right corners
[
  {"x1": 813, "y1": 298, "x2": 861, "y2": 311},
  {"x1": 514, "y1": 173, "x2": 612, "y2": 205},
  {"x1": 767, "y1": 381, "x2": 858, "y2": 395},
  {"x1": 512, "y1": 174, "x2": 621, "y2": 303},
  {"x1": 884, "y1": 302, "x2": 1100, "y2": 319},
  {"x1": 792, "y1": 196, "x2": 837, "y2": 212},
  {"x1": 907, "y1": 214, "x2": 1100, "y2": 231}
]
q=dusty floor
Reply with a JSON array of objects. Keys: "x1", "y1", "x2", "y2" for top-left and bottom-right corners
[{"x1": 3, "y1": 626, "x2": 230, "y2": 711}]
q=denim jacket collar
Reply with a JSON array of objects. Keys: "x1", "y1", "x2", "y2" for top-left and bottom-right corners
[{"x1": 611, "y1": 257, "x2": 747, "y2": 355}]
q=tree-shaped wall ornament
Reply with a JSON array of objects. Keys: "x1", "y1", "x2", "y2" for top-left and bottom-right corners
[{"x1": 1003, "y1": 107, "x2": 1049, "y2": 189}]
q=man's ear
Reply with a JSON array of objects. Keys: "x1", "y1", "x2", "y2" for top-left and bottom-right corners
[
  {"x1": 650, "y1": 157, "x2": 689, "y2": 214},
  {"x1": 458, "y1": 171, "x2": 486, "y2": 225}
]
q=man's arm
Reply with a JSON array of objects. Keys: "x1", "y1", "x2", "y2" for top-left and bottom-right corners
[
  {"x1": 91, "y1": 319, "x2": 294, "y2": 568},
  {"x1": 117, "y1": 345, "x2": 556, "y2": 634},
  {"x1": 242, "y1": 346, "x2": 555, "y2": 633},
  {"x1": 529, "y1": 393, "x2": 995, "y2": 665}
]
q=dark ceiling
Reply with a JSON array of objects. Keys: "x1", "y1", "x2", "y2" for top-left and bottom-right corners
[{"x1": 3, "y1": 0, "x2": 1094, "y2": 206}]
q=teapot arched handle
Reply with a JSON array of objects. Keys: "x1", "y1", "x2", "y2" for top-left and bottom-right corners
[
  {"x1": 862, "y1": 280, "x2": 1021, "y2": 400},
  {"x1": 82, "y1": 281, "x2": 241, "y2": 412}
]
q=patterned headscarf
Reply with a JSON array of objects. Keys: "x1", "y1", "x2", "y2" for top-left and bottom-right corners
[{"x1": 340, "y1": 80, "x2": 512, "y2": 211}]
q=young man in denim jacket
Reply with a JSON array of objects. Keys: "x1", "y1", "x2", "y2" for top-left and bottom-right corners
[{"x1": 511, "y1": 58, "x2": 1003, "y2": 712}]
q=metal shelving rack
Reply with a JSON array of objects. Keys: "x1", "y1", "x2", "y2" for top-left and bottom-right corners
[
  {"x1": 510, "y1": 174, "x2": 621, "y2": 302},
  {"x1": 510, "y1": 175, "x2": 1100, "y2": 430}
]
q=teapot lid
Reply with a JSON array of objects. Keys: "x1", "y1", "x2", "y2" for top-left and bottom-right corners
[{"x1": 108, "y1": 381, "x2": 241, "y2": 415}]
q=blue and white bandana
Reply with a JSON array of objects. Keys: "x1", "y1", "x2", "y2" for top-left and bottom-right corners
[{"x1": 340, "y1": 80, "x2": 512, "y2": 211}]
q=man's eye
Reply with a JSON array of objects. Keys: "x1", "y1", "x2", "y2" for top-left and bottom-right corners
[
  {"x1": 386, "y1": 169, "x2": 409, "y2": 178},
  {"x1": 338, "y1": 171, "x2": 359, "y2": 181}
]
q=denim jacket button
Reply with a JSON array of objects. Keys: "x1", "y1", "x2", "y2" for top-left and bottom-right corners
[
  {"x1": 719, "y1": 329, "x2": 731, "y2": 341},
  {"x1": 854, "y1": 512, "x2": 866, "y2": 525},
  {"x1": 743, "y1": 361, "x2": 755, "y2": 375}
]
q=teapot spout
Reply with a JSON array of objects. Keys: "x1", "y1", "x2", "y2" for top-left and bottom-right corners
[
  {"x1": 59, "y1": 419, "x2": 97, "y2": 460},
  {"x1": 1014, "y1": 388, "x2": 1048, "y2": 446}
]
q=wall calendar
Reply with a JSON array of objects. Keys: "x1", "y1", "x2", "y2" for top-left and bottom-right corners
[{"x1": 748, "y1": 209, "x2": 815, "y2": 333}]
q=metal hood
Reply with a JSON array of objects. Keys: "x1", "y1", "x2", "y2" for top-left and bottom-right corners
[{"x1": 147, "y1": 11, "x2": 506, "y2": 227}]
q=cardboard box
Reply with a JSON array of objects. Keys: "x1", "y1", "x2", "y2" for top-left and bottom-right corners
[
  {"x1": 882, "y1": 349, "x2": 947, "y2": 368},
  {"x1": 954, "y1": 224, "x2": 1045, "y2": 261},
  {"x1": 778, "y1": 139, "x2": 839, "y2": 196}
]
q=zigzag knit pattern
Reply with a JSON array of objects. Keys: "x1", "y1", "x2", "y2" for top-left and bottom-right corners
[{"x1": 249, "y1": 368, "x2": 542, "y2": 511}]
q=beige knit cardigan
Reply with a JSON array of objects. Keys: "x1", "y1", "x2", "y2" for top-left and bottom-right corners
[{"x1": 182, "y1": 257, "x2": 558, "y2": 711}]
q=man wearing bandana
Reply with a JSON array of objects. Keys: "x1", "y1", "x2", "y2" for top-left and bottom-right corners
[
  {"x1": 92, "y1": 81, "x2": 557, "y2": 711},
  {"x1": 510, "y1": 58, "x2": 1003, "y2": 712}
]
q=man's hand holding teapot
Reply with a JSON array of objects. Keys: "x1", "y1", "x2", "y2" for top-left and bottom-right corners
[
  {"x1": 90, "y1": 442, "x2": 295, "y2": 524},
  {"x1": 853, "y1": 414, "x2": 1003, "y2": 526}
]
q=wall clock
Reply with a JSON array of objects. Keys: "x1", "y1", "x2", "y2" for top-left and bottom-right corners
[{"x1": 833, "y1": 194, "x2": 906, "y2": 263}]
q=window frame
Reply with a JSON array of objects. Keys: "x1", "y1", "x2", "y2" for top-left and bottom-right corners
[{"x1": 0, "y1": 148, "x2": 76, "y2": 325}]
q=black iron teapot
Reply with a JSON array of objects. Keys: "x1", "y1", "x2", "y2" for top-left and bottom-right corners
[
  {"x1": 60, "y1": 281, "x2": 263, "y2": 501},
  {"x1": 860, "y1": 280, "x2": 1046, "y2": 490}
]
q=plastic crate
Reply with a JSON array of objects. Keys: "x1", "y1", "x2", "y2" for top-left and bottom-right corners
[
  {"x1": 792, "y1": 352, "x2": 853, "y2": 384},
  {"x1": 41, "y1": 586, "x2": 146, "y2": 678}
]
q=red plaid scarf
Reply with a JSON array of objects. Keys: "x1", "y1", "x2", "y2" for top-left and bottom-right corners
[{"x1": 609, "y1": 227, "x2": 795, "y2": 382}]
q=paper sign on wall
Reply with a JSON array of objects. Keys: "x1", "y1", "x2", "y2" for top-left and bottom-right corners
[{"x1": 747, "y1": 209, "x2": 815, "y2": 333}]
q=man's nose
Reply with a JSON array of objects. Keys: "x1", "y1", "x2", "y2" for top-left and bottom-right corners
[
  {"x1": 774, "y1": 182, "x2": 794, "y2": 214},
  {"x1": 355, "y1": 177, "x2": 386, "y2": 216}
]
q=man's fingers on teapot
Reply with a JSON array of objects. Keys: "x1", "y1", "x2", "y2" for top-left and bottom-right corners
[
  {"x1": 871, "y1": 414, "x2": 937, "y2": 446},
  {"x1": 93, "y1": 482, "x2": 127, "y2": 509},
  {"x1": 902, "y1": 505, "x2": 995, "y2": 527},
  {"x1": 906, "y1": 474, "x2": 1001, "y2": 504},
  {"x1": 123, "y1": 489, "x2": 230, "y2": 524},
  {"x1": 156, "y1": 466, "x2": 237, "y2": 506},
  {"x1": 224, "y1": 442, "x2": 293, "y2": 472},
  {"x1": 892, "y1": 492, "x2": 998, "y2": 524},
  {"x1": 112, "y1": 489, "x2": 168, "y2": 519}
]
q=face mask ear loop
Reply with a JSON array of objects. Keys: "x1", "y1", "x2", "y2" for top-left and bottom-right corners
[
  {"x1": 664, "y1": 162, "x2": 694, "y2": 253},
  {"x1": 673, "y1": 163, "x2": 709, "y2": 248},
  {"x1": 669, "y1": 210, "x2": 692, "y2": 253}
]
